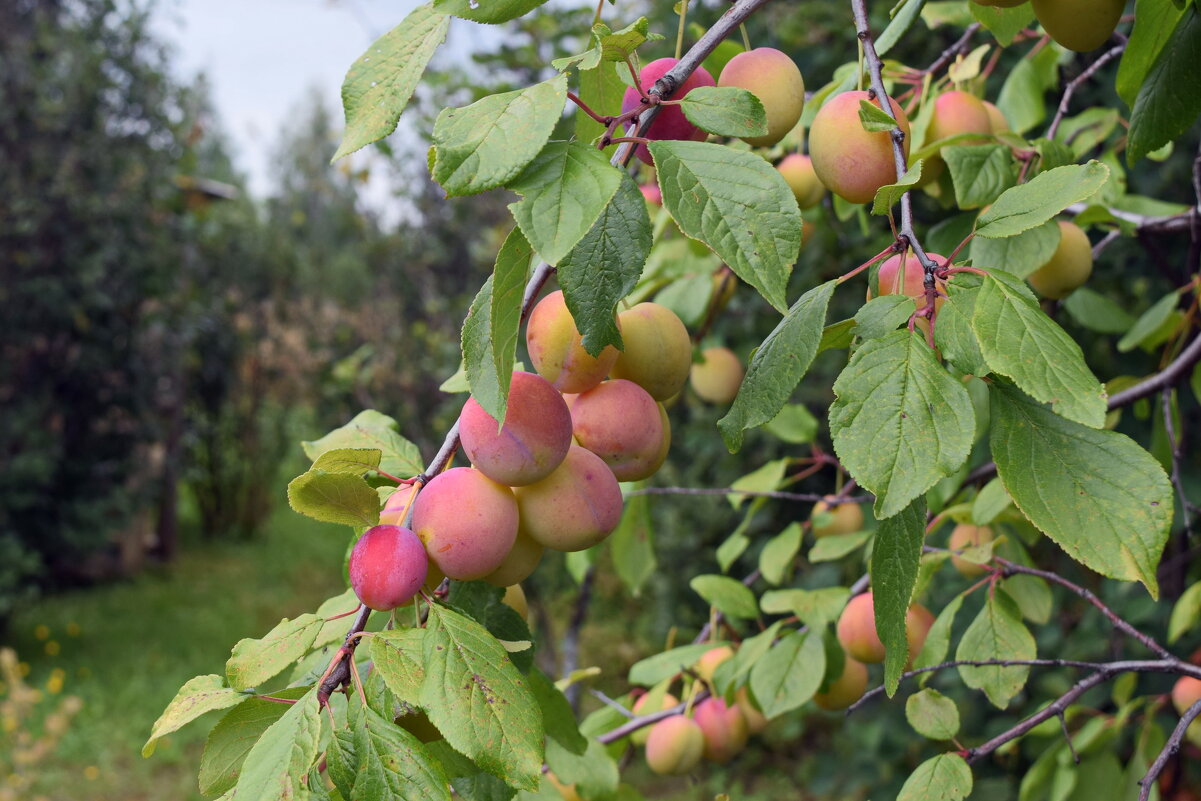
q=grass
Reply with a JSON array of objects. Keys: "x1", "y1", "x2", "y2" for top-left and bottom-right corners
[{"x1": 7, "y1": 506, "x2": 348, "y2": 801}]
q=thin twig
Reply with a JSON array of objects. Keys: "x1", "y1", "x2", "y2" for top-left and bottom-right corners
[
  {"x1": 1045, "y1": 41, "x2": 1126, "y2": 140},
  {"x1": 909, "y1": 23, "x2": 982, "y2": 78},
  {"x1": 1139, "y1": 698, "x2": 1201, "y2": 801},
  {"x1": 627, "y1": 486, "x2": 871, "y2": 504}
]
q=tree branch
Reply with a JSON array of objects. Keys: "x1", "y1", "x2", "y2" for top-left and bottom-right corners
[
  {"x1": 627, "y1": 486, "x2": 871, "y2": 504},
  {"x1": 1045, "y1": 41, "x2": 1126, "y2": 140},
  {"x1": 1139, "y1": 698, "x2": 1201, "y2": 801}
]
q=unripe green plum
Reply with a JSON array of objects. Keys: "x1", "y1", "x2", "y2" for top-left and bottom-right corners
[
  {"x1": 810, "y1": 496, "x2": 865, "y2": 538},
  {"x1": 1032, "y1": 0, "x2": 1123, "y2": 52},
  {"x1": 645, "y1": 715, "x2": 705, "y2": 776},
  {"x1": 526, "y1": 290, "x2": 619, "y2": 393},
  {"x1": 412, "y1": 467, "x2": 518, "y2": 581},
  {"x1": 621, "y1": 58, "x2": 716, "y2": 164},
  {"x1": 1027, "y1": 221, "x2": 1093, "y2": 299},
  {"x1": 484, "y1": 530, "x2": 544, "y2": 587},
  {"x1": 735, "y1": 687, "x2": 768, "y2": 734},
  {"x1": 813, "y1": 655, "x2": 868, "y2": 711},
  {"x1": 694, "y1": 645, "x2": 735, "y2": 683},
  {"x1": 717, "y1": 47, "x2": 805, "y2": 147},
  {"x1": 458, "y1": 371, "x2": 573, "y2": 486},
  {"x1": 571, "y1": 379, "x2": 668, "y2": 481},
  {"x1": 809, "y1": 90, "x2": 911, "y2": 204},
  {"x1": 693, "y1": 697, "x2": 749, "y2": 763},
  {"x1": 348, "y1": 525, "x2": 429, "y2": 611},
  {"x1": 689, "y1": 346, "x2": 743, "y2": 404},
  {"x1": 777, "y1": 154, "x2": 826, "y2": 210},
  {"x1": 983, "y1": 101, "x2": 1010, "y2": 134},
  {"x1": 836, "y1": 592, "x2": 935, "y2": 664},
  {"x1": 948, "y1": 523, "x2": 995, "y2": 577},
  {"x1": 631, "y1": 691, "x2": 680, "y2": 745},
  {"x1": 502, "y1": 583, "x2": 528, "y2": 622},
  {"x1": 609, "y1": 302, "x2": 692, "y2": 401},
  {"x1": 514, "y1": 445, "x2": 623, "y2": 552}
]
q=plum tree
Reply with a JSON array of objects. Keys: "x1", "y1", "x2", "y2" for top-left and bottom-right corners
[
  {"x1": 694, "y1": 644, "x2": 734, "y2": 682},
  {"x1": 631, "y1": 691, "x2": 680, "y2": 745},
  {"x1": 411, "y1": 467, "x2": 518, "y2": 581},
  {"x1": 837, "y1": 592, "x2": 935, "y2": 664},
  {"x1": 484, "y1": 530, "x2": 544, "y2": 587},
  {"x1": 809, "y1": 90, "x2": 911, "y2": 204},
  {"x1": 1027, "y1": 221, "x2": 1093, "y2": 299},
  {"x1": 689, "y1": 346, "x2": 743, "y2": 404},
  {"x1": 717, "y1": 47, "x2": 805, "y2": 147},
  {"x1": 458, "y1": 371, "x2": 573, "y2": 486},
  {"x1": 813, "y1": 655, "x2": 868, "y2": 711},
  {"x1": 810, "y1": 496, "x2": 865, "y2": 538},
  {"x1": 348, "y1": 525, "x2": 429, "y2": 610},
  {"x1": 948, "y1": 523, "x2": 995, "y2": 577},
  {"x1": 570, "y1": 379, "x2": 668, "y2": 481},
  {"x1": 693, "y1": 696, "x2": 749, "y2": 762},
  {"x1": 777, "y1": 153, "x2": 826, "y2": 210},
  {"x1": 608, "y1": 302, "x2": 692, "y2": 401},
  {"x1": 644, "y1": 714, "x2": 705, "y2": 776},
  {"x1": 1031, "y1": 0, "x2": 1124, "y2": 52},
  {"x1": 621, "y1": 57, "x2": 715, "y2": 164},
  {"x1": 513, "y1": 445, "x2": 623, "y2": 551},
  {"x1": 527, "y1": 290, "x2": 619, "y2": 393}
]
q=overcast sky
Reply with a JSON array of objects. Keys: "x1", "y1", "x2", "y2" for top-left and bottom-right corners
[{"x1": 155, "y1": 0, "x2": 498, "y2": 201}]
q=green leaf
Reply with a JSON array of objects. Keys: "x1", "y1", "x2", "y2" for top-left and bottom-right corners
[
  {"x1": 996, "y1": 45, "x2": 1059, "y2": 135},
  {"x1": 829, "y1": 330, "x2": 975, "y2": 518},
  {"x1": 529, "y1": 669, "x2": 587, "y2": 754},
  {"x1": 431, "y1": 75, "x2": 567, "y2": 197},
  {"x1": 728, "y1": 458, "x2": 789, "y2": 508},
  {"x1": 233, "y1": 689, "x2": 323, "y2": 800},
  {"x1": 877, "y1": 0, "x2": 928, "y2": 55},
  {"x1": 303, "y1": 410, "x2": 424, "y2": 478},
  {"x1": 287, "y1": 470, "x2": 379, "y2": 528},
  {"x1": 760, "y1": 588, "x2": 850, "y2": 629},
  {"x1": 714, "y1": 623, "x2": 782, "y2": 694},
  {"x1": 906, "y1": 688, "x2": 961, "y2": 740},
  {"x1": 651, "y1": 140, "x2": 801, "y2": 312},
  {"x1": 198, "y1": 687, "x2": 311, "y2": 796},
  {"x1": 859, "y1": 98, "x2": 901, "y2": 132},
  {"x1": 1002, "y1": 574, "x2": 1054, "y2": 625},
  {"x1": 508, "y1": 142, "x2": 623, "y2": 266},
  {"x1": 1117, "y1": 291, "x2": 1180, "y2": 352},
  {"x1": 334, "y1": 5, "x2": 449, "y2": 160},
  {"x1": 1127, "y1": 7, "x2": 1201, "y2": 164},
  {"x1": 990, "y1": 383, "x2": 1172, "y2": 597},
  {"x1": 678, "y1": 86, "x2": 768, "y2": 138},
  {"x1": 629, "y1": 643, "x2": 721, "y2": 686},
  {"x1": 310, "y1": 448, "x2": 383, "y2": 476},
  {"x1": 969, "y1": 2, "x2": 1033, "y2": 46},
  {"x1": 971, "y1": 478, "x2": 1010, "y2": 525},
  {"x1": 759, "y1": 523, "x2": 803, "y2": 585},
  {"x1": 913, "y1": 592, "x2": 966, "y2": 673},
  {"x1": 934, "y1": 276, "x2": 989, "y2": 376},
  {"x1": 809, "y1": 531, "x2": 872, "y2": 563},
  {"x1": 749, "y1": 630, "x2": 826, "y2": 718},
  {"x1": 434, "y1": 0, "x2": 549, "y2": 23},
  {"x1": 872, "y1": 497, "x2": 927, "y2": 696},
  {"x1": 576, "y1": 64, "x2": 626, "y2": 145},
  {"x1": 1063, "y1": 287, "x2": 1137, "y2": 334},
  {"x1": 718, "y1": 281, "x2": 836, "y2": 451},
  {"x1": 1117, "y1": 0, "x2": 1187, "y2": 107},
  {"x1": 331, "y1": 701, "x2": 451, "y2": 801},
  {"x1": 369, "y1": 628, "x2": 427, "y2": 705},
  {"x1": 872, "y1": 160, "x2": 924, "y2": 215},
  {"x1": 690, "y1": 574, "x2": 759, "y2": 619},
  {"x1": 1169, "y1": 582, "x2": 1201, "y2": 643},
  {"x1": 944, "y1": 145, "x2": 1015, "y2": 210},
  {"x1": 975, "y1": 162, "x2": 1110, "y2": 239},
  {"x1": 143, "y1": 674, "x2": 244, "y2": 757},
  {"x1": 546, "y1": 738, "x2": 619, "y2": 799},
  {"x1": 596, "y1": 18, "x2": 664, "y2": 62},
  {"x1": 970, "y1": 220, "x2": 1061, "y2": 280},
  {"x1": 225, "y1": 615, "x2": 323, "y2": 691},
  {"x1": 956, "y1": 589, "x2": 1035, "y2": 708},
  {"x1": 557, "y1": 174, "x2": 651, "y2": 355},
  {"x1": 610, "y1": 490, "x2": 656, "y2": 596},
  {"x1": 763, "y1": 403, "x2": 819, "y2": 444},
  {"x1": 421, "y1": 604, "x2": 543, "y2": 789},
  {"x1": 897, "y1": 754, "x2": 973, "y2": 801},
  {"x1": 854, "y1": 294, "x2": 914, "y2": 339},
  {"x1": 972, "y1": 270, "x2": 1106, "y2": 427}
]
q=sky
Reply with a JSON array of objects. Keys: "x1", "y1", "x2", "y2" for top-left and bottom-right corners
[{"x1": 154, "y1": 0, "x2": 498, "y2": 202}]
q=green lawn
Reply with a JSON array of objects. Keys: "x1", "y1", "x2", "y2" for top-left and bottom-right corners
[{"x1": 7, "y1": 508, "x2": 349, "y2": 801}]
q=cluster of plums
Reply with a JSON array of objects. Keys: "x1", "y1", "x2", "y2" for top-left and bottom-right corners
[{"x1": 348, "y1": 290, "x2": 734, "y2": 612}]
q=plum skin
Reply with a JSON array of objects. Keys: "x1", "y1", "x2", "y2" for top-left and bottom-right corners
[
  {"x1": 411, "y1": 467, "x2": 518, "y2": 581},
  {"x1": 621, "y1": 58, "x2": 715, "y2": 165},
  {"x1": 348, "y1": 525, "x2": 430, "y2": 611}
]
